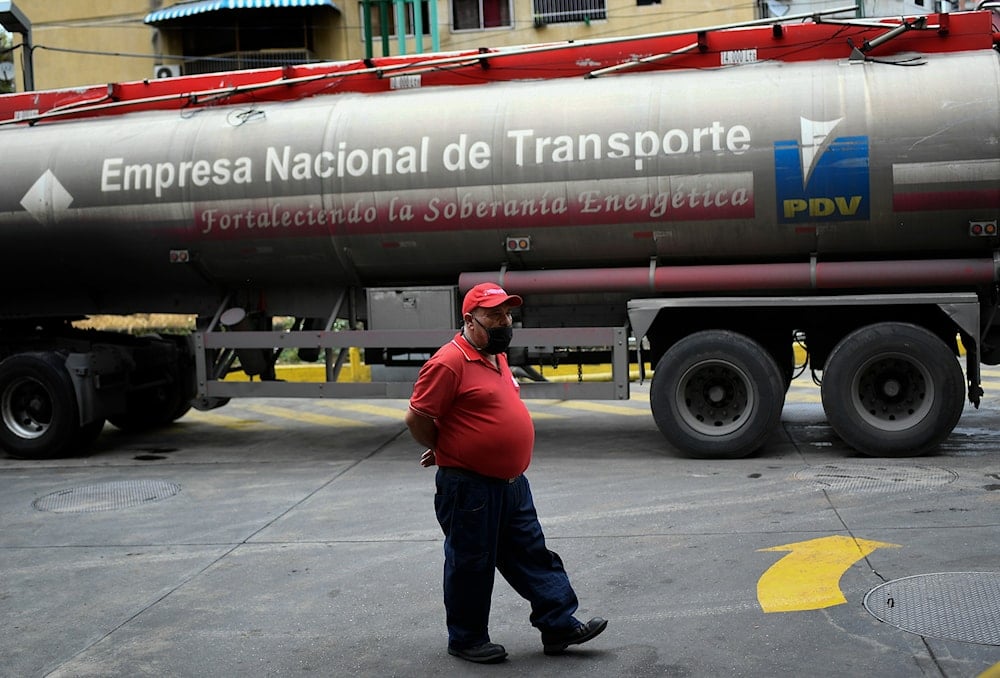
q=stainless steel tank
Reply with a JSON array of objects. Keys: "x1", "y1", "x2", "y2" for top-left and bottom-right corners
[{"x1": 0, "y1": 48, "x2": 997, "y2": 314}]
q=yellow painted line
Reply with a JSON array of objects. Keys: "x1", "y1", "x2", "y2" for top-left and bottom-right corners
[
  {"x1": 183, "y1": 411, "x2": 280, "y2": 430},
  {"x1": 524, "y1": 410, "x2": 565, "y2": 420},
  {"x1": 226, "y1": 362, "x2": 370, "y2": 383},
  {"x1": 541, "y1": 369, "x2": 648, "y2": 383},
  {"x1": 242, "y1": 403, "x2": 369, "y2": 427},
  {"x1": 757, "y1": 536, "x2": 901, "y2": 613},
  {"x1": 522, "y1": 401, "x2": 567, "y2": 418},
  {"x1": 552, "y1": 401, "x2": 649, "y2": 416},
  {"x1": 315, "y1": 401, "x2": 408, "y2": 420},
  {"x1": 323, "y1": 400, "x2": 569, "y2": 420},
  {"x1": 978, "y1": 662, "x2": 1000, "y2": 678}
]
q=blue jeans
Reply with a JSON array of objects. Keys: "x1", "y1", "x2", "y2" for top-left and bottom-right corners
[{"x1": 434, "y1": 466, "x2": 580, "y2": 649}]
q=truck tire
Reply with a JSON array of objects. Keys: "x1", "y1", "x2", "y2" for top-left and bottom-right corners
[
  {"x1": 820, "y1": 322, "x2": 965, "y2": 457},
  {"x1": 108, "y1": 333, "x2": 193, "y2": 432},
  {"x1": 108, "y1": 381, "x2": 186, "y2": 432},
  {"x1": 0, "y1": 353, "x2": 84, "y2": 459},
  {"x1": 650, "y1": 330, "x2": 785, "y2": 459},
  {"x1": 78, "y1": 419, "x2": 106, "y2": 447}
]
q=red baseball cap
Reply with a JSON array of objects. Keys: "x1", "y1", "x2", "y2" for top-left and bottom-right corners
[{"x1": 462, "y1": 283, "x2": 523, "y2": 315}]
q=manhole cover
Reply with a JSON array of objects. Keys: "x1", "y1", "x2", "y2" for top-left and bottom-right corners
[
  {"x1": 793, "y1": 463, "x2": 957, "y2": 493},
  {"x1": 32, "y1": 480, "x2": 181, "y2": 513},
  {"x1": 864, "y1": 572, "x2": 1000, "y2": 645}
]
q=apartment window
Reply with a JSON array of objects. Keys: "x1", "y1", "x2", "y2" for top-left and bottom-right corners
[
  {"x1": 362, "y1": 0, "x2": 432, "y2": 38},
  {"x1": 452, "y1": 0, "x2": 513, "y2": 30},
  {"x1": 533, "y1": 0, "x2": 606, "y2": 24}
]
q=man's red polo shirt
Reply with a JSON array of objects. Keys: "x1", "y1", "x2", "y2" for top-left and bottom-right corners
[{"x1": 409, "y1": 332, "x2": 534, "y2": 479}]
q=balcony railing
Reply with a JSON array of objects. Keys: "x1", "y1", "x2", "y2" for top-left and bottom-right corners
[
  {"x1": 533, "y1": 0, "x2": 606, "y2": 25},
  {"x1": 183, "y1": 49, "x2": 316, "y2": 75}
]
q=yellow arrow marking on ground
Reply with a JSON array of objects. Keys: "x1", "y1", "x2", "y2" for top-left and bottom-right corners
[{"x1": 757, "y1": 536, "x2": 901, "y2": 613}]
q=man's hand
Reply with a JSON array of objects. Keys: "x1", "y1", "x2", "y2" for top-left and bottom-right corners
[{"x1": 420, "y1": 449, "x2": 436, "y2": 467}]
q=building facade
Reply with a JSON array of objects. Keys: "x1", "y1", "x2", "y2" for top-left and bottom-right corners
[
  {"x1": 1, "y1": 0, "x2": 963, "y2": 92},
  {"x1": 3, "y1": 1, "x2": 155, "y2": 91}
]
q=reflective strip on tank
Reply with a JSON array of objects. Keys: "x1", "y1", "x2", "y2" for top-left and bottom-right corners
[
  {"x1": 893, "y1": 159, "x2": 1000, "y2": 212},
  {"x1": 893, "y1": 159, "x2": 1000, "y2": 185}
]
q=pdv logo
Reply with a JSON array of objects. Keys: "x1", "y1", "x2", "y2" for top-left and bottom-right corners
[{"x1": 775, "y1": 117, "x2": 870, "y2": 223}]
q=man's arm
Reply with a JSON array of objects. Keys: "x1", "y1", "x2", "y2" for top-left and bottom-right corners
[{"x1": 405, "y1": 408, "x2": 439, "y2": 467}]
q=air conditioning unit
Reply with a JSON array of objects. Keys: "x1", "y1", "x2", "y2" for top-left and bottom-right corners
[{"x1": 153, "y1": 64, "x2": 181, "y2": 79}]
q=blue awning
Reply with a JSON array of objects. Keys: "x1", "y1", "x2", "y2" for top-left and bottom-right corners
[{"x1": 145, "y1": 0, "x2": 339, "y2": 25}]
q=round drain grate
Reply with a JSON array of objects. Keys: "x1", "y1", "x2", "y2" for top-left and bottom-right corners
[
  {"x1": 32, "y1": 479, "x2": 181, "y2": 513},
  {"x1": 793, "y1": 463, "x2": 957, "y2": 493},
  {"x1": 864, "y1": 572, "x2": 1000, "y2": 646}
]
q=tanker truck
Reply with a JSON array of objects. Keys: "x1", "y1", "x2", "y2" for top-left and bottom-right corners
[{"x1": 1, "y1": 7, "x2": 998, "y2": 461}]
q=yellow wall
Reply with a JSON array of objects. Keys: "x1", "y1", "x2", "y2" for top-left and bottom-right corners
[
  {"x1": 5, "y1": 0, "x2": 755, "y2": 92},
  {"x1": 7, "y1": 0, "x2": 158, "y2": 91}
]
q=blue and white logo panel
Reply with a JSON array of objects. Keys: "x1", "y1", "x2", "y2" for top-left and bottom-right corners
[{"x1": 775, "y1": 117, "x2": 870, "y2": 223}]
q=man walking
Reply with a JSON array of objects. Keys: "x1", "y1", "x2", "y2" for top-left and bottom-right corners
[{"x1": 405, "y1": 282, "x2": 607, "y2": 664}]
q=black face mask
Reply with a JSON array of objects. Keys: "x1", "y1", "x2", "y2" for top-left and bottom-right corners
[{"x1": 471, "y1": 316, "x2": 513, "y2": 355}]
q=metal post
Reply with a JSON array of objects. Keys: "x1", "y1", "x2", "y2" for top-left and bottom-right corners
[
  {"x1": 379, "y1": 0, "x2": 390, "y2": 56},
  {"x1": 362, "y1": 0, "x2": 373, "y2": 58},
  {"x1": 18, "y1": 29, "x2": 32, "y2": 91},
  {"x1": 429, "y1": 0, "x2": 440, "y2": 52},
  {"x1": 394, "y1": 0, "x2": 406, "y2": 55},
  {"x1": 413, "y1": 0, "x2": 424, "y2": 53}
]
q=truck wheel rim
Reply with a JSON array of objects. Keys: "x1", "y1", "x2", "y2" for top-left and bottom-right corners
[
  {"x1": 850, "y1": 354, "x2": 933, "y2": 432},
  {"x1": 1, "y1": 376, "x2": 52, "y2": 440},
  {"x1": 676, "y1": 360, "x2": 754, "y2": 436}
]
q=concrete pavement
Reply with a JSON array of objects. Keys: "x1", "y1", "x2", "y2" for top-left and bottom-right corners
[{"x1": 2, "y1": 377, "x2": 999, "y2": 677}]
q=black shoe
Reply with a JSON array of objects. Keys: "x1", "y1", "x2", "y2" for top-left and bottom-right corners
[
  {"x1": 448, "y1": 642, "x2": 508, "y2": 664},
  {"x1": 542, "y1": 617, "x2": 608, "y2": 655}
]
